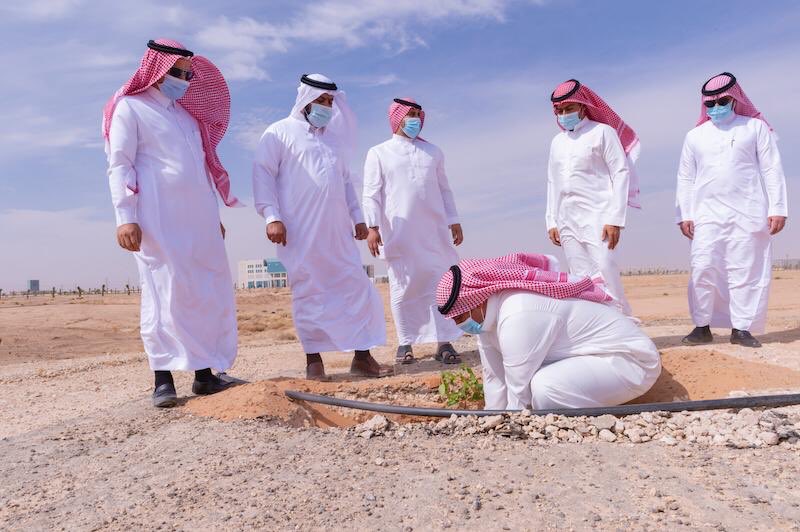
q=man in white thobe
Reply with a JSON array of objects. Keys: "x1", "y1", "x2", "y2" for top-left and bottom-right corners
[
  {"x1": 363, "y1": 97, "x2": 464, "y2": 365},
  {"x1": 436, "y1": 254, "x2": 661, "y2": 410},
  {"x1": 104, "y1": 39, "x2": 239, "y2": 407},
  {"x1": 676, "y1": 72, "x2": 788, "y2": 348},
  {"x1": 546, "y1": 79, "x2": 642, "y2": 317},
  {"x1": 252, "y1": 74, "x2": 389, "y2": 380}
]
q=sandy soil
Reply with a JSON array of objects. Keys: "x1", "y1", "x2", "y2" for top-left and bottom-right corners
[{"x1": 1, "y1": 272, "x2": 800, "y2": 530}]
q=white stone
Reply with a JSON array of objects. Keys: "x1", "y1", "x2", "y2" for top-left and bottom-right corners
[
  {"x1": 593, "y1": 414, "x2": 617, "y2": 431},
  {"x1": 481, "y1": 415, "x2": 504, "y2": 430},
  {"x1": 598, "y1": 429, "x2": 616, "y2": 442},
  {"x1": 758, "y1": 431, "x2": 779, "y2": 446}
]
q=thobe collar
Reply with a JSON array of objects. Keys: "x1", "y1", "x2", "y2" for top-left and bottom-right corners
[
  {"x1": 392, "y1": 133, "x2": 415, "y2": 144},
  {"x1": 477, "y1": 294, "x2": 500, "y2": 334},
  {"x1": 564, "y1": 117, "x2": 591, "y2": 135},
  {"x1": 292, "y1": 114, "x2": 327, "y2": 135},
  {"x1": 146, "y1": 86, "x2": 176, "y2": 109}
]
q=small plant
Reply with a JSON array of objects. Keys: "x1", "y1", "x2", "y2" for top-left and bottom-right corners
[{"x1": 438, "y1": 364, "x2": 484, "y2": 407}]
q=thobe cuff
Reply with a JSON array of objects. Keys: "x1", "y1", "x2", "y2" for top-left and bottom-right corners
[
  {"x1": 115, "y1": 207, "x2": 138, "y2": 226},
  {"x1": 603, "y1": 217, "x2": 626, "y2": 228},
  {"x1": 768, "y1": 208, "x2": 788, "y2": 218},
  {"x1": 447, "y1": 217, "x2": 460, "y2": 226},
  {"x1": 262, "y1": 207, "x2": 282, "y2": 225}
]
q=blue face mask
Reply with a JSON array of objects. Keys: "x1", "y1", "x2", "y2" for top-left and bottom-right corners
[
  {"x1": 307, "y1": 103, "x2": 333, "y2": 128},
  {"x1": 458, "y1": 317, "x2": 484, "y2": 335},
  {"x1": 402, "y1": 117, "x2": 422, "y2": 139},
  {"x1": 558, "y1": 111, "x2": 581, "y2": 131},
  {"x1": 457, "y1": 306, "x2": 485, "y2": 335},
  {"x1": 160, "y1": 75, "x2": 190, "y2": 101},
  {"x1": 706, "y1": 101, "x2": 734, "y2": 125}
]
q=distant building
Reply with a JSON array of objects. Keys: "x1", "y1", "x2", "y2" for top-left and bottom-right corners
[
  {"x1": 27, "y1": 280, "x2": 40, "y2": 293},
  {"x1": 237, "y1": 259, "x2": 288, "y2": 289}
]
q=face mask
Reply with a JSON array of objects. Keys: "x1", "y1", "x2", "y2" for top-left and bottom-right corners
[
  {"x1": 160, "y1": 75, "x2": 190, "y2": 101},
  {"x1": 457, "y1": 306, "x2": 485, "y2": 335},
  {"x1": 402, "y1": 117, "x2": 422, "y2": 139},
  {"x1": 458, "y1": 317, "x2": 483, "y2": 335},
  {"x1": 558, "y1": 111, "x2": 581, "y2": 131},
  {"x1": 306, "y1": 103, "x2": 333, "y2": 128},
  {"x1": 706, "y1": 101, "x2": 734, "y2": 124}
]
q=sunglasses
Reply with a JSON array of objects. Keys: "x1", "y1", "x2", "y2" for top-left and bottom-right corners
[
  {"x1": 168, "y1": 67, "x2": 194, "y2": 81},
  {"x1": 704, "y1": 97, "x2": 732, "y2": 108}
]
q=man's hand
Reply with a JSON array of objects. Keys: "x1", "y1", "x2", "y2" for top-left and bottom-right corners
[
  {"x1": 548, "y1": 227, "x2": 561, "y2": 247},
  {"x1": 117, "y1": 223, "x2": 142, "y2": 252},
  {"x1": 602, "y1": 225, "x2": 621, "y2": 250},
  {"x1": 450, "y1": 223, "x2": 464, "y2": 246},
  {"x1": 267, "y1": 221, "x2": 287, "y2": 246},
  {"x1": 354, "y1": 222, "x2": 369, "y2": 240},
  {"x1": 679, "y1": 220, "x2": 694, "y2": 240},
  {"x1": 367, "y1": 227, "x2": 382, "y2": 257},
  {"x1": 768, "y1": 216, "x2": 787, "y2": 235},
  {"x1": 220, "y1": 223, "x2": 226, "y2": 240}
]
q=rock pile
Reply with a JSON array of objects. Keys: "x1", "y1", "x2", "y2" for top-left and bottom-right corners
[{"x1": 351, "y1": 407, "x2": 800, "y2": 449}]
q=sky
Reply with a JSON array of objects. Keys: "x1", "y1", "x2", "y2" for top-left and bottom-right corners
[{"x1": 0, "y1": 0, "x2": 798, "y2": 291}]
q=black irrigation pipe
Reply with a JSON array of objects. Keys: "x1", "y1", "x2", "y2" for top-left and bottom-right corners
[{"x1": 285, "y1": 390, "x2": 800, "y2": 418}]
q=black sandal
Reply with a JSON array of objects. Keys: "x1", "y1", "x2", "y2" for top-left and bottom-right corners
[
  {"x1": 435, "y1": 343, "x2": 461, "y2": 364},
  {"x1": 395, "y1": 345, "x2": 416, "y2": 365}
]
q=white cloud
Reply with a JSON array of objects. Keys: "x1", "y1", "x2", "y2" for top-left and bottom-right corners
[
  {"x1": 195, "y1": 0, "x2": 524, "y2": 81},
  {"x1": 230, "y1": 106, "x2": 285, "y2": 151},
  {"x1": 0, "y1": 0, "x2": 85, "y2": 20},
  {"x1": 0, "y1": 107, "x2": 99, "y2": 153}
]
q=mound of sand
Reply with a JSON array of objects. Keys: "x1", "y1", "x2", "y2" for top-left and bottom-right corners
[{"x1": 184, "y1": 350, "x2": 800, "y2": 426}]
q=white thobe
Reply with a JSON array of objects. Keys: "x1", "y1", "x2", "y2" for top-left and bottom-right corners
[
  {"x1": 252, "y1": 116, "x2": 386, "y2": 353},
  {"x1": 476, "y1": 290, "x2": 661, "y2": 410},
  {"x1": 676, "y1": 115, "x2": 788, "y2": 333},
  {"x1": 105, "y1": 88, "x2": 238, "y2": 371},
  {"x1": 545, "y1": 118, "x2": 632, "y2": 315},
  {"x1": 362, "y1": 135, "x2": 463, "y2": 345}
]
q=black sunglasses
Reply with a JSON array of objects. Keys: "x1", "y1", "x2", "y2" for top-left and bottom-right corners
[
  {"x1": 168, "y1": 66, "x2": 194, "y2": 81},
  {"x1": 704, "y1": 96, "x2": 732, "y2": 108}
]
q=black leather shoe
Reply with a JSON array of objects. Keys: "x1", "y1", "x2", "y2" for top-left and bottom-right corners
[
  {"x1": 192, "y1": 374, "x2": 235, "y2": 395},
  {"x1": 681, "y1": 325, "x2": 713, "y2": 345},
  {"x1": 730, "y1": 329, "x2": 762, "y2": 348},
  {"x1": 152, "y1": 383, "x2": 178, "y2": 408}
]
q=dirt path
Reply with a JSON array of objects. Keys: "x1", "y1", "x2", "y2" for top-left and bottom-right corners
[{"x1": 1, "y1": 273, "x2": 799, "y2": 529}]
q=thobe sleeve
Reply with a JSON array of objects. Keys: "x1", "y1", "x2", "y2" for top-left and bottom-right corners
[
  {"x1": 436, "y1": 150, "x2": 460, "y2": 226},
  {"x1": 755, "y1": 123, "x2": 789, "y2": 218},
  {"x1": 496, "y1": 310, "x2": 562, "y2": 410},
  {"x1": 252, "y1": 130, "x2": 284, "y2": 225},
  {"x1": 675, "y1": 134, "x2": 696, "y2": 223},
  {"x1": 545, "y1": 143, "x2": 558, "y2": 231},
  {"x1": 361, "y1": 148, "x2": 383, "y2": 228},
  {"x1": 601, "y1": 127, "x2": 630, "y2": 228},
  {"x1": 343, "y1": 166, "x2": 366, "y2": 225},
  {"x1": 106, "y1": 100, "x2": 139, "y2": 227}
]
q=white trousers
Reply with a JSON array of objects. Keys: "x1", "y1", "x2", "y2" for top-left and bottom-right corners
[
  {"x1": 689, "y1": 223, "x2": 772, "y2": 333},
  {"x1": 560, "y1": 234, "x2": 632, "y2": 316}
]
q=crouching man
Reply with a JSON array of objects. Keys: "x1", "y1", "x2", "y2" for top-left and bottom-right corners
[{"x1": 435, "y1": 253, "x2": 661, "y2": 410}]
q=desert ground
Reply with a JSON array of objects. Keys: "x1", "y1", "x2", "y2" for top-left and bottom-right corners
[{"x1": 1, "y1": 272, "x2": 800, "y2": 530}]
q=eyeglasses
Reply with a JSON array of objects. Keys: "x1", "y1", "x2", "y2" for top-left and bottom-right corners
[
  {"x1": 168, "y1": 67, "x2": 194, "y2": 81},
  {"x1": 704, "y1": 96, "x2": 732, "y2": 108}
]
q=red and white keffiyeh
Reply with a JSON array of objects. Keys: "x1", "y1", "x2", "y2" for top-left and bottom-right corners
[
  {"x1": 696, "y1": 72, "x2": 771, "y2": 129},
  {"x1": 102, "y1": 38, "x2": 241, "y2": 207},
  {"x1": 551, "y1": 79, "x2": 641, "y2": 209},
  {"x1": 436, "y1": 253, "x2": 613, "y2": 319},
  {"x1": 389, "y1": 97, "x2": 426, "y2": 141}
]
